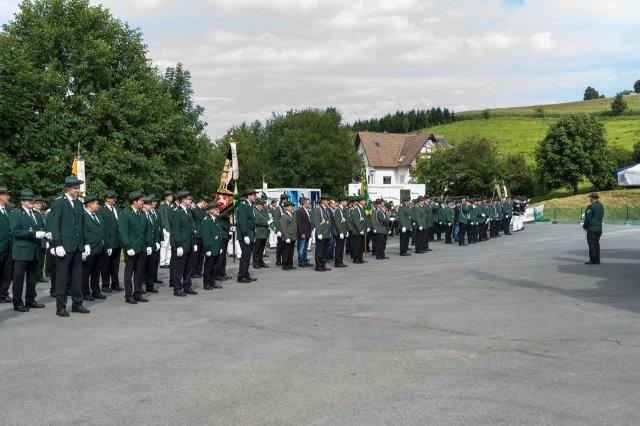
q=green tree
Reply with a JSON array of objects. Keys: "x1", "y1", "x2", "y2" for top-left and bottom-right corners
[
  {"x1": 611, "y1": 92, "x2": 628, "y2": 115},
  {"x1": 502, "y1": 154, "x2": 538, "y2": 196},
  {"x1": 412, "y1": 136, "x2": 502, "y2": 196},
  {"x1": 535, "y1": 114, "x2": 608, "y2": 194},
  {"x1": 632, "y1": 141, "x2": 640, "y2": 163},
  {"x1": 583, "y1": 86, "x2": 601, "y2": 100},
  {"x1": 634, "y1": 79, "x2": 640, "y2": 94},
  {"x1": 0, "y1": 0, "x2": 213, "y2": 200}
]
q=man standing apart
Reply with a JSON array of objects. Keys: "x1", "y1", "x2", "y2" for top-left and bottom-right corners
[
  {"x1": 48, "y1": 176, "x2": 90, "y2": 317},
  {"x1": 584, "y1": 193, "x2": 604, "y2": 265},
  {"x1": 237, "y1": 189, "x2": 257, "y2": 283}
]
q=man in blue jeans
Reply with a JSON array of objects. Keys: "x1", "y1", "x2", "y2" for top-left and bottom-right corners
[{"x1": 295, "y1": 198, "x2": 313, "y2": 267}]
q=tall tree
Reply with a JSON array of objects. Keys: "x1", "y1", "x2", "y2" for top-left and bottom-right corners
[
  {"x1": 611, "y1": 92, "x2": 628, "y2": 115},
  {"x1": 583, "y1": 86, "x2": 601, "y2": 100},
  {"x1": 634, "y1": 79, "x2": 640, "y2": 94}
]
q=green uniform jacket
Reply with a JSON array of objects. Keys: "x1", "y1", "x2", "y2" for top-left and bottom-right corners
[
  {"x1": 236, "y1": 201, "x2": 256, "y2": 243},
  {"x1": 345, "y1": 206, "x2": 354, "y2": 233},
  {"x1": 411, "y1": 205, "x2": 426, "y2": 229},
  {"x1": 119, "y1": 207, "x2": 147, "y2": 254},
  {"x1": 219, "y1": 214, "x2": 231, "y2": 242},
  {"x1": 431, "y1": 204, "x2": 440, "y2": 226},
  {"x1": 83, "y1": 210, "x2": 106, "y2": 256},
  {"x1": 478, "y1": 205, "x2": 487, "y2": 224},
  {"x1": 333, "y1": 207, "x2": 348, "y2": 236},
  {"x1": 398, "y1": 204, "x2": 413, "y2": 231},
  {"x1": 158, "y1": 201, "x2": 172, "y2": 233},
  {"x1": 151, "y1": 210, "x2": 163, "y2": 244},
  {"x1": 469, "y1": 205, "x2": 478, "y2": 225},
  {"x1": 458, "y1": 204, "x2": 470, "y2": 225},
  {"x1": 279, "y1": 211, "x2": 297, "y2": 242},
  {"x1": 254, "y1": 207, "x2": 270, "y2": 240},
  {"x1": 372, "y1": 208, "x2": 389, "y2": 234},
  {"x1": 502, "y1": 201, "x2": 513, "y2": 219},
  {"x1": 10, "y1": 208, "x2": 43, "y2": 261},
  {"x1": 48, "y1": 196, "x2": 85, "y2": 252},
  {"x1": 349, "y1": 206, "x2": 366, "y2": 235},
  {"x1": 313, "y1": 206, "x2": 331, "y2": 239},
  {"x1": 425, "y1": 203, "x2": 433, "y2": 227},
  {"x1": 170, "y1": 206, "x2": 196, "y2": 251},
  {"x1": 193, "y1": 207, "x2": 206, "y2": 238},
  {"x1": 34, "y1": 210, "x2": 47, "y2": 249},
  {"x1": 583, "y1": 201, "x2": 604, "y2": 232},
  {"x1": 142, "y1": 212, "x2": 157, "y2": 252},
  {"x1": 201, "y1": 215, "x2": 222, "y2": 254},
  {"x1": 0, "y1": 207, "x2": 11, "y2": 253},
  {"x1": 272, "y1": 205, "x2": 284, "y2": 234},
  {"x1": 99, "y1": 205, "x2": 120, "y2": 249},
  {"x1": 443, "y1": 206, "x2": 454, "y2": 225}
]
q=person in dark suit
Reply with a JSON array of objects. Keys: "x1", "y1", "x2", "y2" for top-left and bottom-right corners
[
  {"x1": 99, "y1": 190, "x2": 123, "y2": 292},
  {"x1": 252, "y1": 198, "x2": 269, "y2": 269},
  {"x1": 192, "y1": 195, "x2": 208, "y2": 278},
  {"x1": 119, "y1": 191, "x2": 149, "y2": 304},
  {"x1": 33, "y1": 195, "x2": 49, "y2": 284},
  {"x1": 47, "y1": 176, "x2": 90, "y2": 317},
  {"x1": 279, "y1": 201, "x2": 297, "y2": 271},
  {"x1": 81, "y1": 195, "x2": 107, "y2": 301},
  {"x1": 9, "y1": 189, "x2": 47, "y2": 312},
  {"x1": 295, "y1": 198, "x2": 312, "y2": 267},
  {"x1": 0, "y1": 185, "x2": 12, "y2": 304},
  {"x1": 201, "y1": 201, "x2": 223, "y2": 290},
  {"x1": 150, "y1": 195, "x2": 163, "y2": 285},
  {"x1": 170, "y1": 190, "x2": 198, "y2": 295},
  {"x1": 142, "y1": 196, "x2": 161, "y2": 293},
  {"x1": 236, "y1": 189, "x2": 257, "y2": 283}
]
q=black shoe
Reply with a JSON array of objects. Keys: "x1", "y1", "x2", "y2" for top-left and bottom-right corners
[
  {"x1": 238, "y1": 277, "x2": 251, "y2": 283},
  {"x1": 400, "y1": 253, "x2": 411, "y2": 256},
  {"x1": 324, "y1": 267, "x2": 332, "y2": 271},
  {"x1": 92, "y1": 293, "x2": 107, "y2": 300},
  {"x1": 26, "y1": 301, "x2": 45, "y2": 308},
  {"x1": 146, "y1": 287, "x2": 159, "y2": 293},
  {"x1": 0, "y1": 296, "x2": 12, "y2": 303},
  {"x1": 160, "y1": 265, "x2": 170, "y2": 269},
  {"x1": 335, "y1": 263, "x2": 348, "y2": 268},
  {"x1": 212, "y1": 283, "x2": 223, "y2": 289},
  {"x1": 224, "y1": 275, "x2": 232, "y2": 280},
  {"x1": 83, "y1": 295, "x2": 95, "y2": 301},
  {"x1": 263, "y1": 254, "x2": 269, "y2": 257},
  {"x1": 203, "y1": 285, "x2": 213, "y2": 290},
  {"x1": 247, "y1": 276, "x2": 257, "y2": 281},
  {"x1": 426, "y1": 249, "x2": 433, "y2": 252},
  {"x1": 36, "y1": 277, "x2": 49, "y2": 283},
  {"x1": 14, "y1": 305, "x2": 30, "y2": 312},
  {"x1": 260, "y1": 264, "x2": 269, "y2": 268},
  {"x1": 214, "y1": 276, "x2": 225, "y2": 281},
  {"x1": 111, "y1": 286, "x2": 124, "y2": 292},
  {"x1": 134, "y1": 295, "x2": 149, "y2": 302},
  {"x1": 140, "y1": 289, "x2": 147, "y2": 294},
  {"x1": 56, "y1": 308, "x2": 69, "y2": 317},
  {"x1": 102, "y1": 287, "x2": 112, "y2": 293},
  {"x1": 126, "y1": 297, "x2": 138, "y2": 304},
  {"x1": 383, "y1": 256, "x2": 390, "y2": 259},
  {"x1": 253, "y1": 265, "x2": 262, "y2": 269},
  {"x1": 173, "y1": 291, "x2": 187, "y2": 297},
  {"x1": 276, "y1": 261, "x2": 282, "y2": 266},
  {"x1": 353, "y1": 260, "x2": 363, "y2": 264},
  {"x1": 299, "y1": 264, "x2": 308, "y2": 268},
  {"x1": 415, "y1": 251, "x2": 424, "y2": 254},
  {"x1": 72, "y1": 305, "x2": 90, "y2": 314},
  {"x1": 315, "y1": 267, "x2": 326, "y2": 272},
  {"x1": 192, "y1": 273, "x2": 203, "y2": 279},
  {"x1": 184, "y1": 288, "x2": 198, "y2": 295},
  {"x1": 154, "y1": 279, "x2": 163, "y2": 284},
  {"x1": 585, "y1": 261, "x2": 598, "y2": 265}
]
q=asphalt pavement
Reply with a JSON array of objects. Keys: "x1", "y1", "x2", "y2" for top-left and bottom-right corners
[{"x1": 1, "y1": 223, "x2": 640, "y2": 425}]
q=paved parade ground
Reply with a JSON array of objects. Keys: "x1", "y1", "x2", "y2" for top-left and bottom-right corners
[{"x1": 2, "y1": 223, "x2": 640, "y2": 425}]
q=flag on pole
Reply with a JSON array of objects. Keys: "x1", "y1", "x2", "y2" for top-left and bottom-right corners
[
  {"x1": 361, "y1": 169, "x2": 371, "y2": 215},
  {"x1": 71, "y1": 157, "x2": 87, "y2": 196},
  {"x1": 215, "y1": 143, "x2": 238, "y2": 215}
]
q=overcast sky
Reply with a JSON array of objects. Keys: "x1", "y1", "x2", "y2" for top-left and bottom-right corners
[{"x1": 2, "y1": 0, "x2": 639, "y2": 139}]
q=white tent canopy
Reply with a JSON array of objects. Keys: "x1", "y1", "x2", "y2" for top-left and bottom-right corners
[{"x1": 616, "y1": 163, "x2": 640, "y2": 186}]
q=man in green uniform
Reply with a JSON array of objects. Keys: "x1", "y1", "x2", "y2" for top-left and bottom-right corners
[
  {"x1": 398, "y1": 196, "x2": 413, "y2": 256},
  {"x1": 9, "y1": 189, "x2": 47, "y2": 312},
  {"x1": 373, "y1": 201, "x2": 391, "y2": 259},
  {"x1": 411, "y1": 196, "x2": 426, "y2": 254},
  {"x1": 158, "y1": 190, "x2": 174, "y2": 268},
  {"x1": 423, "y1": 196, "x2": 434, "y2": 252},
  {"x1": 48, "y1": 176, "x2": 90, "y2": 317},
  {"x1": 443, "y1": 199, "x2": 455, "y2": 244},
  {"x1": 457, "y1": 196, "x2": 470, "y2": 246},
  {"x1": 202, "y1": 201, "x2": 223, "y2": 289},
  {"x1": 313, "y1": 194, "x2": 332, "y2": 272},
  {"x1": 279, "y1": 201, "x2": 297, "y2": 270},
  {"x1": 252, "y1": 198, "x2": 269, "y2": 269},
  {"x1": 170, "y1": 190, "x2": 198, "y2": 295},
  {"x1": 502, "y1": 196, "x2": 513, "y2": 235},
  {"x1": 332, "y1": 196, "x2": 349, "y2": 268},
  {"x1": 99, "y1": 190, "x2": 123, "y2": 293},
  {"x1": 273, "y1": 193, "x2": 289, "y2": 266},
  {"x1": 0, "y1": 185, "x2": 12, "y2": 304},
  {"x1": 81, "y1": 195, "x2": 107, "y2": 301},
  {"x1": 119, "y1": 191, "x2": 150, "y2": 303},
  {"x1": 142, "y1": 196, "x2": 161, "y2": 293},
  {"x1": 236, "y1": 189, "x2": 257, "y2": 283},
  {"x1": 192, "y1": 195, "x2": 208, "y2": 278},
  {"x1": 349, "y1": 196, "x2": 366, "y2": 263},
  {"x1": 583, "y1": 193, "x2": 604, "y2": 264}
]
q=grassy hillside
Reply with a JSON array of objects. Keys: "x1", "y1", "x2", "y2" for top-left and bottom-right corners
[{"x1": 534, "y1": 188, "x2": 640, "y2": 209}]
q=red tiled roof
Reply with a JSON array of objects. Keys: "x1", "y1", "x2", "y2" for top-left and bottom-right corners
[{"x1": 356, "y1": 132, "x2": 443, "y2": 167}]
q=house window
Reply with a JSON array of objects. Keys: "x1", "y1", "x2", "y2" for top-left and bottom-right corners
[{"x1": 383, "y1": 176, "x2": 392, "y2": 185}]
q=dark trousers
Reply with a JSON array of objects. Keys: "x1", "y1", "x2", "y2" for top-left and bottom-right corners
[
  {"x1": 45, "y1": 250, "x2": 53, "y2": 277},
  {"x1": 315, "y1": 237, "x2": 327, "y2": 268},
  {"x1": 587, "y1": 231, "x2": 602, "y2": 262},
  {"x1": 367, "y1": 230, "x2": 374, "y2": 253},
  {"x1": 375, "y1": 233, "x2": 388, "y2": 258},
  {"x1": 282, "y1": 240, "x2": 295, "y2": 268},
  {"x1": 172, "y1": 249, "x2": 194, "y2": 292},
  {"x1": 435, "y1": 223, "x2": 442, "y2": 240},
  {"x1": 414, "y1": 229, "x2": 425, "y2": 253},
  {"x1": 502, "y1": 217, "x2": 511, "y2": 234},
  {"x1": 0, "y1": 250, "x2": 12, "y2": 298},
  {"x1": 400, "y1": 230, "x2": 410, "y2": 254},
  {"x1": 194, "y1": 238, "x2": 204, "y2": 275},
  {"x1": 12, "y1": 258, "x2": 38, "y2": 307},
  {"x1": 124, "y1": 251, "x2": 146, "y2": 298},
  {"x1": 276, "y1": 236, "x2": 284, "y2": 263},
  {"x1": 252, "y1": 238, "x2": 267, "y2": 267},
  {"x1": 101, "y1": 246, "x2": 121, "y2": 289},
  {"x1": 145, "y1": 249, "x2": 159, "y2": 288},
  {"x1": 214, "y1": 239, "x2": 229, "y2": 279},
  {"x1": 238, "y1": 239, "x2": 253, "y2": 279},
  {"x1": 203, "y1": 254, "x2": 219, "y2": 286},
  {"x1": 468, "y1": 224, "x2": 476, "y2": 242},
  {"x1": 458, "y1": 223, "x2": 467, "y2": 245},
  {"x1": 327, "y1": 236, "x2": 335, "y2": 260},
  {"x1": 424, "y1": 227, "x2": 432, "y2": 251},
  {"x1": 37, "y1": 248, "x2": 46, "y2": 280},
  {"x1": 82, "y1": 252, "x2": 103, "y2": 296},
  {"x1": 351, "y1": 234, "x2": 363, "y2": 261},
  {"x1": 55, "y1": 250, "x2": 83, "y2": 309},
  {"x1": 334, "y1": 235, "x2": 345, "y2": 265},
  {"x1": 153, "y1": 248, "x2": 160, "y2": 282},
  {"x1": 444, "y1": 224, "x2": 452, "y2": 243}
]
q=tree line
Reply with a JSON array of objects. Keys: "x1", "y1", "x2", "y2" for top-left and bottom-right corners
[{"x1": 350, "y1": 108, "x2": 456, "y2": 134}]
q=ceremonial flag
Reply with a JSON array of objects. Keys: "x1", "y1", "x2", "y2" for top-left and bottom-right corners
[
  {"x1": 71, "y1": 157, "x2": 87, "y2": 196},
  {"x1": 215, "y1": 143, "x2": 238, "y2": 215},
  {"x1": 361, "y1": 170, "x2": 371, "y2": 215}
]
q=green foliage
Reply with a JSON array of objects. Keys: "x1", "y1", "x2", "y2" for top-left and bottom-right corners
[
  {"x1": 535, "y1": 114, "x2": 609, "y2": 194},
  {"x1": 481, "y1": 109, "x2": 491, "y2": 119},
  {"x1": 584, "y1": 86, "x2": 602, "y2": 100},
  {"x1": 611, "y1": 92, "x2": 629, "y2": 115},
  {"x1": 632, "y1": 141, "x2": 640, "y2": 163},
  {"x1": 412, "y1": 136, "x2": 503, "y2": 196},
  {"x1": 0, "y1": 0, "x2": 213, "y2": 202},
  {"x1": 502, "y1": 154, "x2": 538, "y2": 196},
  {"x1": 634, "y1": 80, "x2": 640, "y2": 94},
  {"x1": 350, "y1": 107, "x2": 455, "y2": 133}
]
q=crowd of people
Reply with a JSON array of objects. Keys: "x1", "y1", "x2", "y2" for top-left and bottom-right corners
[{"x1": 0, "y1": 176, "x2": 529, "y2": 317}]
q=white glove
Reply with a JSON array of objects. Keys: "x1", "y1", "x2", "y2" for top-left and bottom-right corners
[
  {"x1": 286, "y1": 238, "x2": 291, "y2": 243},
  {"x1": 505, "y1": 215, "x2": 509, "y2": 218},
  {"x1": 439, "y1": 222, "x2": 443, "y2": 225},
  {"x1": 268, "y1": 219, "x2": 273, "y2": 225},
  {"x1": 317, "y1": 234, "x2": 323, "y2": 240},
  {"x1": 481, "y1": 214, "x2": 486, "y2": 217},
  {"x1": 177, "y1": 247, "x2": 184, "y2": 257},
  {"x1": 127, "y1": 249, "x2": 135, "y2": 256},
  {"x1": 82, "y1": 251, "x2": 89, "y2": 261},
  {"x1": 49, "y1": 248, "x2": 56, "y2": 256},
  {"x1": 367, "y1": 228, "x2": 370, "y2": 233},
  {"x1": 346, "y1": 232, "x2": 349, "y2": 237},
  {"x1": 107, "y1": 248, "x2": 112, "y2": 256},
  {"x1": 46, "y1": 241, "x2": 50, "y2": 249},
  {"x1": 373, "y1": 229, "x2": 377, "y2": 233},
  {"x1": 277, "y1": 231, "x2": 282, "y2": 238},
  {"x1": 206, "y1": 251, "x2": 212, "y2": 257},
  {"x1": 359, "y1": 231, "x2": 364, "y2": 235},
  {"x1": 230, "y1": 226, "x2": 236, "y2": 232},
  {"x1": 35, "y1": 231, "x2": 46, "y2": 239},
  {"x1": 146, "y1": 247, "x2": 152, "y2": 255},
  {"x1": 390, "y1": 217, "x2": 396, "y2": 222},
  {"x1": 219, "y1": 248, "x2": 223, "y2": 255},
  {"x1": 193, "y1": 244, "x2": 198, "y2": 252},
  {"x1": 155, "y1": 242, "x2": 160, "y2": 251},
  {"x1": 243, "y1": 236, "x2": 250, "y2": 245},
  {"x1": 163, "y1": 229, "x2": 169, "y2": 239},
  {"x1": 45, "y1": 232, "x2": 52, "y2": 239},
  {"x1": 339, "y1": 233, "x2": 344, "y2": 239},
  {"x1": 55, "y1": 246, "x2": 66, "y2": 257},
  {"x1": 402, "y1": 227, "x2": 407, "y2": 233},
  {"x1": 419, "y1": 226, "x2": 423, "y2": 231},
  {"x1": 84, "y1": 244, "x2": 90, "y2": 255}
]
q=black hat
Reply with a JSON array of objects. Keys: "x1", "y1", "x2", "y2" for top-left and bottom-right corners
[
  {"x1": 402, "y1": 196, "x2": 411, "y2": 202},
  {"x1": 280, "y1": 193, "x2": 289, "y2": 200},
  {"x1": 284, "y1": 201, "x2": 294, "y2": 207},
  {"x1": 176, "y1": 190, "x2": 191, "y2": 200},
  {"x1": 163, "y1": 190, "x2": 174, "y2": 197},
  {"x1": 270, "y1": 198, "x2": 278, "y2": 203},
  {"x1": 255, "y1": 198, "x2": 266, "y2": 205},
  {"x1": 243, "y1": 189, "x2": 257, "y2": 197},
  {"x1": 207, "y1": 201, "x2": 220, "y2": 210},
  {"x1": 104, "y1": 189, "x2": 117, "y2": 199},
  {"x1": 83, "y1": 195, "x2": 98, "y2": 204},
  {"x1": 202, "y1": 195, "x2": 212, "y2": 202},
  {"x1": 64, "y1": 176, "x2": 83, "y2": 187},
  {"x1": 0, "y1": 185, "x2": 8, "y2": 194},
  {"x1": 150, "y1": 194, "x2": 160, "y2": 201},
  {"x1": 18, "y1": 189, "x2": 36, "y2": 200},
  {"x1": 143, "y1": 196, "x2": 153, "y2": 204},
  {"x1": 320, "y1": 194, "x2": 330, "y2": 200},
  {"x1": 128, "y1": 191, "x2": 144, "y2": 202},
  {"x1": 588, "y1": 192, "x2": 599, "y2": 198}
]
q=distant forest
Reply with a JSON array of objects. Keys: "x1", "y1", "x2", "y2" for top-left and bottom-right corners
[{"x1": 350, "y1": 107, "x2": 456, "y2": 133}]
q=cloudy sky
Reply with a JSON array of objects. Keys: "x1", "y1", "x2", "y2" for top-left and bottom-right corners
[{"x1": 2, "y1": 0, "x2": 639, "y2": 139}]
